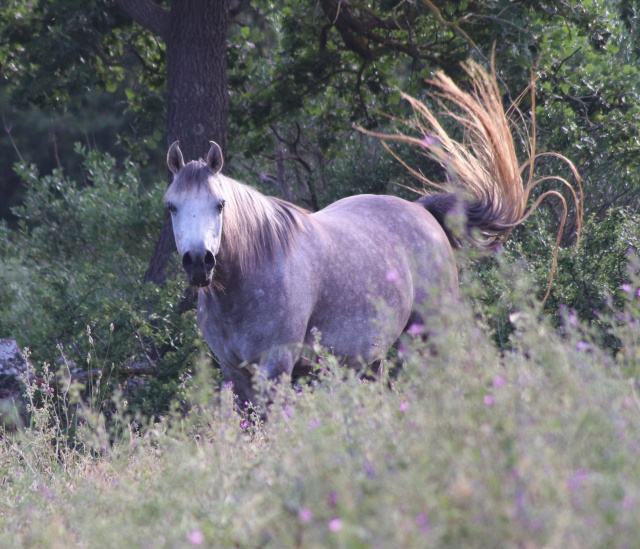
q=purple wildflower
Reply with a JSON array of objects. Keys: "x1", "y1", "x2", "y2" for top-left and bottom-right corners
[
  {"x1": 483, "y1": 394, "x2": 494, "y2": 407},
  {"x1": 328, "y1": 518, "x2": 343, "y2": 532},
  {"x1": 399, "y1": 401, "x2": 409, "y2": 413},
  {"x1": 568, "y1": 468, "x2": 591, "y2": 492},
  {"x1": 188, "y1": 529, "x2": 204, "y2": 545},
  {"x1": 576, "y1": 341, "x2": 589, "y2": 352},
  {"x1": 492, "y1": 375, "x2": 506, "y2": 388},
  {"x1": 414, "y1": 513, "x2": 431, "y2": 534},
  {"x1": 328, "y1": 491, "x2": 339, "y2": 508},
  {"x1": 406, "y1": 323, "x2": 424, "y2": 336},
  {"x1": 386, "y1": 269, "x2": 400, "y2": 282},
  {"x1": 299, "y1": 508, "x2": 313, "y2": 522},
  {"x1": 363, "y1": 461, "x2": 377, "y2": 479},
  {"x1": 420, "y1": 135, "x2": 441, "y2": 148},
  {"x1": 568, "y1": 310, "x2": 578, "y2": 329}
]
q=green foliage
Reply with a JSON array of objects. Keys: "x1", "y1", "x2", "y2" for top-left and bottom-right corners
[
  {"x1": 544, "y1": 209, "x2": 639, "y2": 321},
  {"x1": 223, "y1": 0, "x2": 640, "y2": 223},
  {"x1": 0, "y1": 0, "x2": 165, "y2": 114},
  {"x1": 0, "y1": 148, "x2": 208, "y2": 417},
  {"x1": 531, "y1": 1, "x2": 640, "y2": 214},
  {"x1": 459, "y1": 206, "x2": 640, "y2": 351},
  {"x1": 0, "y1": 85, "x2": 166, "y2": 226},
  {"x1": 0, "y1": 0, "x2": 166, "y2": 210}
]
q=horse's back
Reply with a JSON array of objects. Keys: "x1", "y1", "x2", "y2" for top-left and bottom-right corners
[
  {"x1": 316, "y1": 194, "x2": 448, "y2": 238},
  {"x1": 314, "y1": 194, "x2": 456, "y2": 285}
]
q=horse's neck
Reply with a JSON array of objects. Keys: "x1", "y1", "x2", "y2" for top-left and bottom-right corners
[{"x1": 214, "y1": 182, "x2": 307, "y2": 287}]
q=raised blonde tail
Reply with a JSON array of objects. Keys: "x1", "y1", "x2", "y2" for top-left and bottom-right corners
[{"x1": 358, "y1": 59, "x2": 583, "y2": 303}]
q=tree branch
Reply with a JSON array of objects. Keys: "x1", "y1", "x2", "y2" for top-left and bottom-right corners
[
  {"x1": 229, "y1": 0, "x2": 252, "y2": 19},
  {"x1": 318, "y1": 0, "x2": 464, "y2": 68},
  {"x1": 115, "y1": 0, "x2": 170, "y2": 41}
]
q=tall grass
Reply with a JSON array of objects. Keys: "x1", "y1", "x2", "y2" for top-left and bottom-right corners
[{"x1": 2, "y1": 268, "x2": 640, "y2": 549}]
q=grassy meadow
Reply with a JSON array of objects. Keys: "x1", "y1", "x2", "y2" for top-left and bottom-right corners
[{"x1": 2, "y1": 282, "x2": 640, "y2": 549}]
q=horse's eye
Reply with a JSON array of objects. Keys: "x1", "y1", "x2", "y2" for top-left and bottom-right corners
[
  {"x1": 217, "y1": 199, "x2": 226, "y2": 213},
  {"x1": 167, "y1": 203, "x2": 177, "y2": 214}
]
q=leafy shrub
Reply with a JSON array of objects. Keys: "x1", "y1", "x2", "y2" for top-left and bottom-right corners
[
  {"x1": 460, "y1": 206, "x2": 640, "y2": 352},
  {"x1": 0, "y1": 146, "x2": 212, "y2": 417}
]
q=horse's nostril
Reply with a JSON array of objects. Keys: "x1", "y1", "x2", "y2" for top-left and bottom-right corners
[
  {"x1": 182, "y1": 252, "x2": 193, "y2": 269},
  {"x1": 204, "y1": 250, "x2": 216, "y2": 269}
]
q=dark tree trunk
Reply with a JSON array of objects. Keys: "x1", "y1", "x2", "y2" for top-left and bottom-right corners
[
  {"x1": 116, "y1": 0, "x2": 230, "y2": 284},
  {"x1": 143, "y1": 208, "x2": 177, "y2": 284},
  {"x1": 165, "y1": 0, "x2": 229, "y2": 159}
]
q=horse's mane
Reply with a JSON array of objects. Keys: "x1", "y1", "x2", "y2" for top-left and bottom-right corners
[{"x1": 166, "y1": 161, "x2": 310, "y2": 273}]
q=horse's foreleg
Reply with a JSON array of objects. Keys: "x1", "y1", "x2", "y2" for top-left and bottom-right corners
[
  {"x1": 260, "y1": 344, "x2": 297, "y2": 378},
  {"x1": 253, "y1": 344, "x2": 299, "y2": 415},
  {"x1": 220, "y1": 365, "x2": 257, "y2": 412}
]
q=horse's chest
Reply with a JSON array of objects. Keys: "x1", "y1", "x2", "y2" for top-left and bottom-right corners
[
  {"x1": 196, "y1": 289, "x2": 286, "y2": 365},
  {"x1": 197, "y1": 298, "x2": 239, "y2": 361}
]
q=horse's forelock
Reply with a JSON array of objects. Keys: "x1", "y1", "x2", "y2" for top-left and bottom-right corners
[{"x1": 165, "y1": 161, "x2": 214, "y2": 197}]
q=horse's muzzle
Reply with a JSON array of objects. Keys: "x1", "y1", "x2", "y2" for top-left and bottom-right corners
[{"x1": 182, "y1": 251, "x2": 216, "y2": 287}]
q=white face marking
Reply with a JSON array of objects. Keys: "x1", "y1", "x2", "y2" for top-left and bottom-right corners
[{"x1": 166, "y1": 187, "x2": 224, "y2": 259}]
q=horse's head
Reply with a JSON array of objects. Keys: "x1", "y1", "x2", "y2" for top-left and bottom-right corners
[{"x1": 164, "y1": 141, "x2": 226, "y2": 287}]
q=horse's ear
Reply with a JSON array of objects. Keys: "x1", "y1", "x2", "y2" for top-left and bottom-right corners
[
  {"x1": 206, "y1": 141, "x2": 224, "y2": 175},
  {"x1": 167, "y1": 141, "x2": 185, "y2": 175}
]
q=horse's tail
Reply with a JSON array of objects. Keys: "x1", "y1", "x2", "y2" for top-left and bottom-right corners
[
  {"x1": 358, "y1": 59, "x2": 583, "y2": 301},
  {"x1": 416, "y1": 192, "x2": 517, "y2": 250}
]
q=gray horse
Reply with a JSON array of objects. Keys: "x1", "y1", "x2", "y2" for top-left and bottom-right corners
[{"x1": 164, "y1": 62, "x2": 580, "y2": 408}]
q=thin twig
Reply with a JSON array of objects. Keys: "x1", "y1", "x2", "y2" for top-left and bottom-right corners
[
  {"x1": 628, "y1": 378, "x2": 640, "y2": 414},
  {"x1": 50, "y1": 116, "x2": 62, "y2": 170},
  {"x1": 2, "y1": 113, "x2": 25, "y2": 163}
]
